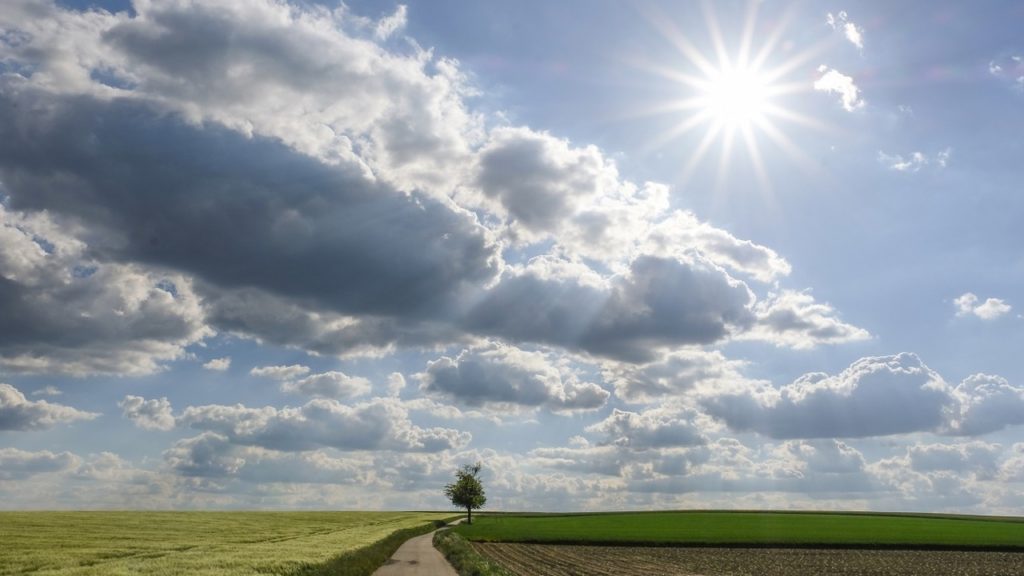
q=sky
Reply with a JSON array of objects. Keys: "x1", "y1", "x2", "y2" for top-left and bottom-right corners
[{"x1": 1, "y1": 0, "x2": 1023, "y2": 513}]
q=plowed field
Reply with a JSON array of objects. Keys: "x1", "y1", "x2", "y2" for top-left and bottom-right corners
[{"x1": 473, "y1": 542, "x2": 1024, "y2": 576}]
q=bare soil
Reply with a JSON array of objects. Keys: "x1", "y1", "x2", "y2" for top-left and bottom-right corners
[{"x1": 473, "y1": 542, "x2": 1024, "y2": 576}]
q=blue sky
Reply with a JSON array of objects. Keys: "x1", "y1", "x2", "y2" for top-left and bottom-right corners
[{"x1": 1, "y1": 0, "x2": 1023, "y2": 512}]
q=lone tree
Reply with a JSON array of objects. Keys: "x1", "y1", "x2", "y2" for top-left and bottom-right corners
[{"x1": 444, "y1": 462, "x2": 486, "y2": 524}]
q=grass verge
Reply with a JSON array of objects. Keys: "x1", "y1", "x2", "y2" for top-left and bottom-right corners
[
  {"x1": 434, "y1": 528, "x2": 516, "y2": 576},
  {"x1": 295, "y1": 519, "x2": 452, "y2": 576}
]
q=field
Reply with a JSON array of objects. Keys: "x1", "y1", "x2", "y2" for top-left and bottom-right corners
[
  {"x1": 454, "y1": 511, "x2": 1024, "y2": 549},
  {"x1": 0, "y1": 511, "x2": 454, "y2": 576},
  {"x1": 472, "y1": 543, "x2": 1024, "y2": 576}
]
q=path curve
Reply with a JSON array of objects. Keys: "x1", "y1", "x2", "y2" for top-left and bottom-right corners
[{"x1": 371, "y1": 520, "x2": 462, "y2": 576}]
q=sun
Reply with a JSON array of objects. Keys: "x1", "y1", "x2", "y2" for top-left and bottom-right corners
[
  {"x1": 698, "y1": 64, "x2": 771, "y2": 129},
  {"x1": 632, "y1": 2, "x2": 823, "y2": 190}
]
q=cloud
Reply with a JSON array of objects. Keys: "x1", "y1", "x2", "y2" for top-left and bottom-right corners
[
  {"x1": 878, "y1": 148, "x2": 951, "y2": 172},
  {"x1": 118, "y1": 395, "x2": 175, "y2": 431},
  {"x1": 418, "y1": 343, "x2": 608, "y2": 412},
  {"x1": 179, "y1": 397, "x2": 469, "y2": 452},
  {"x1": 250, "y1": 364, "x2": 312, "y2": 381},
  {"x1": 586, "y1": 407, "x2": 706, "y2": 449},
  {"x1": 374, "y1": 5, "x2": 407, "y2": 41},
  {"x1": 164, "y1": 432, "x2": 370, "y2": 484},
  {"x1": 0, "y1": 206, "x2": 211, "y2": 376},
  {"x1": 906, "y1": 441, "x2": 1000, "y2": 476},
  {"x1": 30, "y1": 386, "x2": 62, "y2": 397},
  {"x1": 951, "y1": 374, "x2": 1024, "y2": 435},
  {"x1": 988, "y1": 54, "x2": 1024, "y2": 92},
  {"x1": 0, "y1": 383, "x2": 98, "y2": 431},
  {"x1": 814, "y1": 66, "x2": 864, "y2": 111},
  {"x1": 954, "y1": 292, "x2": 1011, "y2": 320},
  {"x1": 701, "y1": 353, "x2": 954, "y2": 438},
  {"x1": 0, "y1": 448, "x2": 80, "y2": 480},
  {"x1": 281, "y1": 371, "x2": 372, "y2": 400},
  {"x1": 202, "y1": 357, "x2": 231, "y2": 371},
  {"x1": 826, "y1": 11, "x2": 863, "y2": 50},
  {"x1": 744, "y1": 290, "x2": 870, "y2": 349},
  {"x1": 601, "y1": 350, "x2": 750, "y2": 404},
  {"x1": 465, "y1": 254, "x2": 755, "y2": 362}
]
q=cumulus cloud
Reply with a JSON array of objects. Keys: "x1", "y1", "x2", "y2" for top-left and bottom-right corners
[
  {"x1": 118, "y1": 395, "x2": 175, "y2": 431},
  {"x1": 0, "y1": 448, "x2": 80, "y2": 480},
  {"x1": 179, "y1": 398, "x2": 469, "y2": 452},
  {"x1": 202, "y1": 357, "x2": 231, "y2": 371},
  {"x1": 906, "y1": 441, "x2": 1001, "y2": 477},
  {"x1": 878, "y1": 148, "x2": 951, "y2": 172},
  {"x1": 30, "y1": 386, "x2": 62, "y2": 397},
  {"x1": 0, "y1": 383, "x2": 98, "y2": 431},
  {"x1": 250, "y1": 364, "x2": 312, "y2": 381},
  {"x1": 466, "y1": 254, "x2": 755, "y2": 362},
  {"x1": 586, "y1": 407, "x2": 706, "y2": 449},
  {"x1": 951, "y1": 374, "x2": 1024, "y2": 435},
  {"x1": 954, "y1": 292, "x2": 1011, "y2": 320},
  {"x1": 281, "y1": 371, "x2": 372, "y2": 400},
  {"x1": 419, "y1": 343, "x2": 608, "y2": 412},
  {"x1": 744, "y1": 290, "x2": 870, "y2": 349},
  {"x1": 0, "y1": 206, "x2": 211, "y2": 375},
  {"x1": 814, "y1": 66, "x2": 864, "y2": 111},
  {"x1": 601, "y1": 350, "x2": 750, "y2": 404},
  {"x1": 701, "y1": 353, "x2": 953, "y2": 438},
  {"x1": 826, "y1": 11, "x2": 864, "y2": 50}
]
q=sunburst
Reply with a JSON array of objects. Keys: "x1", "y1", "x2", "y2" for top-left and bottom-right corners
[{"x1": 635, "y1": 2, "x2": 826, "y2": 191}]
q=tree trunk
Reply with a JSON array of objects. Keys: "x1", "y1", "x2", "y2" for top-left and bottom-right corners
[{"x1": 467, "y1": 506, "x2": 472, "y2": 525}]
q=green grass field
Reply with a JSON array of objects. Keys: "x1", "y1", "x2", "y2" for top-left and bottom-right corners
[
  {"x1": 0, "y1": 511, "x2": 455, "y2": 576},
  {"x1": 454, "y1": 511, "x2": 1024, "y2": 550}
]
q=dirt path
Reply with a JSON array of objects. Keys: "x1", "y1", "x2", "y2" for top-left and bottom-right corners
[{"x1": 371, "y1": 522, "x2": 461, "y2": 576}]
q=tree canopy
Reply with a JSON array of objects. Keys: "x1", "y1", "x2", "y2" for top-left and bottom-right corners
[{"x1": 444, "y1": 462, "x2": 486, "y2": 524}]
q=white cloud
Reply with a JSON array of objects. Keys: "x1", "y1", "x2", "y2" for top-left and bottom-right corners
[
  {"x1": 419, "y1": 343, "x2": 608, "y2": 412},
  {"x1": 30, "y1": 386, "x2": 62, "y2": 397},
  {"x1": 952, "y1": 374, "x2": 1024, "y2": 435},
  {"x1": 179, "y1": 397, "x2": 469, "y2": 453},
  {"x1": 586, "y1": 407, "x2": 707, "y2": 449},
  {"x1": 250, "y1": 364, "x2": 311, "y2": 380},
  {"x1": 743, "y1": 290, "x2": 870, "y2": 349},
  {"x1": 601, "y1": 350, "x2": 751, "y2": 404},
  {"x1": 374, "y1": 5, "x2": 407, "y2": 41},
  {"x1": 0, "y1": 383, "x2": 98, "y2": 431},
  {"x1": 281, "y1": 371, "x2": 372, "y2": 400},
  {"x1": 814, "y1": 66, "x2": 864, "y2": 111},
  {"x1": 878, "y1": 148, "x2": 952, "y2": 172},
  {"x1": 202, "y1": 357, "x2": 231, "y2": 371},
  {"x1": 826, "y1": 11, "x2": 864, "y2": 50},
  {"x1": 118, "y1": 395, "x2": 176, "y2": 431},
  {"x1": 701, "y1": 353, "x2": 954, "y2": 438},
  {"x1": 954, "y1": 292, "x2": 1011, "y2": 320},
  {"x1": 0, "y1": 448, "x2": 80, "y2": 480},
  {"x1": 386, "y1": 372, "x2": 406, "y2": 397},
  {"x1": 988, "y1": 54, "x2": 1024, "y2": 92}
]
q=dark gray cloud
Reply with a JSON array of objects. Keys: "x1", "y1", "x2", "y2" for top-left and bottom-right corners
[
  {"x1": 466, "y1": 255, "x2": 755, "y2": 362},
  {"x1": 0, "y1": 383, "x2": 98, "y2": 431},
  {"x1": 419, "y1": 344, "x2": 608, "y2": 412},
  {"x1": 178, "y1": 398, "x2": 469, "y2": 453},
  {"x1": 0, "y1": 88, "x2": 498, "y2": 320},
  {"x1": 702, "y1": 353, "x2": 954, "y2": 438},
  {"x1": 0, "y1": 206, "x2": 210, "y2": 375}
]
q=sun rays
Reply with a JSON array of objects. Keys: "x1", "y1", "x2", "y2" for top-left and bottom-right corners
[{"x1": 636, "y1": 2, "x2": 826, "y2": 192}]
